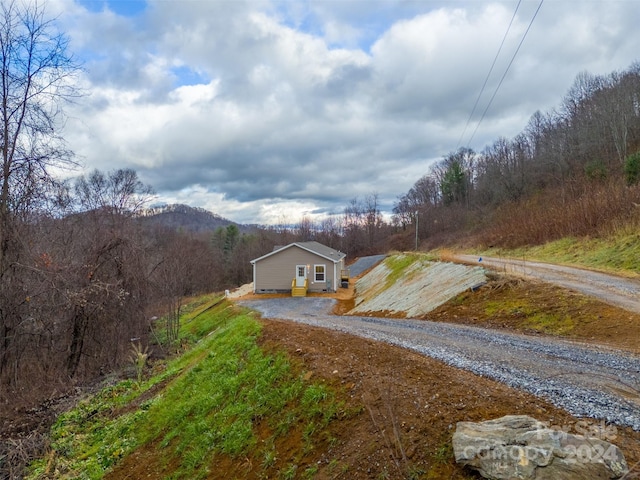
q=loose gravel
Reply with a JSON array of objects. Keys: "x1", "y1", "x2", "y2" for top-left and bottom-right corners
[
  {"x1": 239, "y1": 296, "x2": 640, "y2": 430},
  {"x1": 346, "y1": 254, "x2": 386, "y2": 277}
]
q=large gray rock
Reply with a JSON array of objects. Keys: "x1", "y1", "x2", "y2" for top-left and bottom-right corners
[{"x1": 452, "y1": 415, "x2": 628, "y2": 480}]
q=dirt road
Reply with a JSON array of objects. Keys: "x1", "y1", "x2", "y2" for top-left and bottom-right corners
[
  {"x1": 453, "y1": 254, "x2": 640, "y2": 314},
  {"x1": 240, "y1": 296, "x2": 640, "y2": 430}
]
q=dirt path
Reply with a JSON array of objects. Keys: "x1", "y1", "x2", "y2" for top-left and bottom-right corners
[
  {"x1": 453, "y1": 254, "x2": 640, "y2": 314},
  {"x1": 240, "y1": 297, "x2": 640, "y2": 431}
]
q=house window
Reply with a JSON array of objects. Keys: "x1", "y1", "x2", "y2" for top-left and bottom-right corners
[{"x1": 314, "y1": 264, "x2": 326, "y2": 282}]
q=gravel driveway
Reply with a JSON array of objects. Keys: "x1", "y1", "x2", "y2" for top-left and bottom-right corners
[
  {"x1": 239, "y1": 296, "x2": 640, "y2": 430},
  {"x1": 346, "y1": 254, "x2": 386, "y2": 277},
  {"x1": 454, "y1": 254, "x2": 640, "y2": 314}
]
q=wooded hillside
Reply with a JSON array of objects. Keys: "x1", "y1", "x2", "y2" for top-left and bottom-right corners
[{"x1": 392, "y1": 63, "x2": 640, "y2": 249}]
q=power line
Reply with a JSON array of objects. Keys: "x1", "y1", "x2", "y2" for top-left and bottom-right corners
[
  {"x1": 457, "y1": 0, "x2": 522, "y2": 149},
  {"x1": 466, "y1": 0, "x2": 544, "y2": 149}
]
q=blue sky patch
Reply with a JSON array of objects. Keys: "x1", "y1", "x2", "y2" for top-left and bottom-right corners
[
  {"x1": 79, "y1": 0, "x2": 147, "y2": 17},
  {"x1": 171, "y1": 65, "x2": 210, "y2": 87}
]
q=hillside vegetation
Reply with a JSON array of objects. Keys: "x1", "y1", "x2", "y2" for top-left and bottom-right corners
[
  {"x1": 26, "y1": 296, "x2": 349, "y2": 480},
  {"x1": 481, "y1": 230, "x2": 640, "y2": 277},
  {"x1": 139, "y1": 204, "x2": 249, "y2": 233},
  {"x1": 392, "y1": 63, "x2": 640, "y2": 252},
  {"x1": 20, "y1": 251, "x2": 640, "y2": 479}
]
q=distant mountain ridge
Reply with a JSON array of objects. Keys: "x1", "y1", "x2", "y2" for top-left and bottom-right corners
[{"x1": 140, "y1": 203, "x2": 244, "y2": 233}]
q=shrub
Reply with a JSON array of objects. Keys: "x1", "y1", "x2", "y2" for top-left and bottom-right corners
[{"x1": 624, "y1": 151, "x2": 640, "y2": 186}]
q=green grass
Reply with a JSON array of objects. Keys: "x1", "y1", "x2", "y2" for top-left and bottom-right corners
[
  {"x1": 483, "y1": 231, "x2": 640, "y2": 276},
  {"x1": 484, "y1": 294, "x2": 579, "y2": 335},
  {"x1": 522, "y1": 313, "x2": 576, "y2": 335},
  {"x1": 384, "y1": 252, "x2": 432, "y2": 288},
  {"x1": 27, "y1": 298, "x2": 345, "y2": 480}
]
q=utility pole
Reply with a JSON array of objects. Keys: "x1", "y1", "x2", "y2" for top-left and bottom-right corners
[{"x1": 415, "y1": 211, "x2": 419, "y2": 251}]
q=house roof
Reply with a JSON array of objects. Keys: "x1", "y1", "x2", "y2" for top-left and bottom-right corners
[{"x1": 250, "y1": 241, "x2": 346, "y2": 264}]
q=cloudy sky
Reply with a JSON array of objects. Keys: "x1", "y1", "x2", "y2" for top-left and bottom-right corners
[{"x1": 48, "y1": 0, "x2": 640, "y2": 225}]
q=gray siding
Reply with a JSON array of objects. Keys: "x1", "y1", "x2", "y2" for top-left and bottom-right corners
[{"x1": 254, "y1": 245, "x2": 339, "y2": 292}]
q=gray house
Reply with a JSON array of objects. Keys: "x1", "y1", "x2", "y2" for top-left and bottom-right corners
[{"x1": 250, "y1": 241, "x2": 346, "y2": 296}]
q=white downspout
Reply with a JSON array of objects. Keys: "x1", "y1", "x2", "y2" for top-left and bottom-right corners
[{"x1": 252, "y1": 262, "x2": 256, "y2": 293}]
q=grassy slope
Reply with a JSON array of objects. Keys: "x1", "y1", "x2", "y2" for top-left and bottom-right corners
[
  {"x1": 26, "y1": 235, "x2": 640, "y2": 479},
  {"x1": 431, "y1": 231, "x2": 640, "y2": 351},
  {"x1": 27, "y1": 296, "x2": 346, "y2": 480},
  {"x1": 480, "y1": 230, "x2": 640, "y2": 276}
]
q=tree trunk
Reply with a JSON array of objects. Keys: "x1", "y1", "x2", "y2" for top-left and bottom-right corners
[{"x1": 67, "y1": 308, "x2": 89, "y2": 378}]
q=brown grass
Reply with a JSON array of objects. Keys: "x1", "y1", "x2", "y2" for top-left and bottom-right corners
[{"x1": 477, "y1": 180, "x2": 640, "y2": 248}]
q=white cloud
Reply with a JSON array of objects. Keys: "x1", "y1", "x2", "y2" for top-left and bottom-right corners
[{"x1": 53, "y1": 0, "x2": 640, "y2": 225}]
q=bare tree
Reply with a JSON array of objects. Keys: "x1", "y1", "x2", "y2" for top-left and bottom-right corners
[
  {"x1": 342, "y1": 197, "x2": 365, "y2": 255},
  {"x1": 364, "y1": 193, "x2": 383, "y2": 248},
  {"x1": 150, "y1": 230, "x2": 193, "y2": 346},
  {"x1": 296, "y1": 215, "x2": 315, "y2": 241},
  {"x1": 316, "y1": 216, "x2": 341, "y2": 249},
  {"x1": 74, "y1": 169, "x2": 152, "y2": 215},
  {"x1": 0, "y1": 1, "x2": 80, "y2": 382},
  {"x1": 60, "y1": 169, "x2": 153, "y2": 377}
]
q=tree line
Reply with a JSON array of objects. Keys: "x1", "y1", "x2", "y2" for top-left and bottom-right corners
[
  {"x1": 3, "y1": 0, "x2": 640, "y2": 409},
  {"x1": 393, "y1": 63, "x2": 640, "y2": 248},
  {"x1": 0, "y1": 2, "x2": 233, "y2": 402}
]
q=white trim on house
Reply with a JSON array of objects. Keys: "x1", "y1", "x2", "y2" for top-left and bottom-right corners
[
  {"x1": 252, "y1": 261, "x2": 257, "y2": 293},
  {"x1": 296, "y1": 264, "x2": 307, "y2": 287},
  {"x1": 250, "y1": 241, "x2": 345, "y2": 265},
  {"x1": 313, "y1": 264, "x2": 326, "y2": 283}
]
